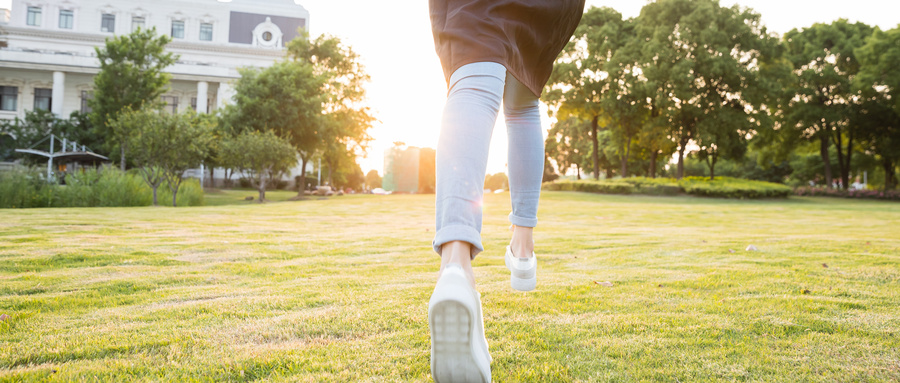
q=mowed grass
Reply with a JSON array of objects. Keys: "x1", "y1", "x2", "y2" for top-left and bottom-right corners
[{"x1": 0, "y1": 191, "x2": 898, "y2": 382}]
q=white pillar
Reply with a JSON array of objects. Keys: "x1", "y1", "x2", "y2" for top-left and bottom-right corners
[
  {"x1": 196, "y1": 81, "x2": 209, "y2": 113},
  {"x1": 215, "y1": 81, "x2": 234, "y2": 111},
  {"x1": 52, "y1": 71, "x2": 65, "y2": 117}
]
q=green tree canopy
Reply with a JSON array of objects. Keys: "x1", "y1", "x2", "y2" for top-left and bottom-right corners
[
  {"x1": 781, "y1": 20, "x2": 874, "y2": 188},
  {"x1": 220, "y1": 130, "x2": 297, "y2": 202},
  {"x1": 89, "y1": 28, "x2": 177, "y2": 171},
  {"x1": 115, "y1": 108, "x2": 215, "y2": 206},
  {"x1": 636, "y1": 0, "x2": 782, "y2": 179},
  {"x1": 545, "y1": 6, "x2": 626, "y2": 179}
]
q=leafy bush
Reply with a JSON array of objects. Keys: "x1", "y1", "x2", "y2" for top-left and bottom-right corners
[
  {"x1": 542, "y1": 180, "x2": 634, "y2": 194},
  {"x1": 794, "y1": 186, "x2": 900, "y2": 201},
  {"x1": 621, "y1": 177, "x2": 682, "y2": 196},
  {"x1": 0, "y1": 167, "x2": 55, "y2": 208},
  {"x1": 678, "y1": 177, "x2": 792, "y2": 199},
  {"x1": 0, "y1": 167, "x2": 204, "y2": 208},
  {"x1": 543, "y1": 176, "x2": 792, "y2": 199},
  {"x1": 158, "y1": 178, "x2": 205, "y2": 206}
]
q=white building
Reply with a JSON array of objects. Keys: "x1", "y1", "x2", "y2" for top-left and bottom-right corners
[{"x1": 0, "y1": 0, "x2": 315, "y2": 186}]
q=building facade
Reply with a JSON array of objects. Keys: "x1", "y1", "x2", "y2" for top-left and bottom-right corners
[{"x1": 0, "y1": 0, "x2": 312, "y2": 184}]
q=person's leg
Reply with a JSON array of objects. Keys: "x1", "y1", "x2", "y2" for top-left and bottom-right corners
[
  {"x1": 433, "y1": 62, "x2": 507, "y2": 273},
  {"x1": 503, "y1": 73, "x2": 543, "y2": 259},
  {"x1": 430, "y1": 63, "x2": 504, "y2": 382}
]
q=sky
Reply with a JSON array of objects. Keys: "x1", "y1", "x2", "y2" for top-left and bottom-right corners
[{"x1": 3, "y1": 0, "x2": 898, "y2": 176}]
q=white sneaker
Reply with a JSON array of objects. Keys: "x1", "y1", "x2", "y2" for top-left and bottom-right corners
[
  {"x1": 505, "y1": 246, "x2": 536, "y2": 292},
  {"x1": 428, "y1": 264, "x2": 491, "y2": 382}
]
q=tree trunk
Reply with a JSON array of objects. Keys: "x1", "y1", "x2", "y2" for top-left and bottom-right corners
[
  {"x1": 120, "y1": 144, "x2": 126, "y2": 172},
  {"x1": 839, "y1": 131, "x2": 853, "y2": 191},
  {"x1": 258, "y1": 172, "x2": 266, "y2": 203},
  {"x1": 327, "y1": 165, "x2": 334, "y2": 186},
  {"x1": 820, "y1": 133, "x2": 833, "y2": 188},
  {"x1": 649, "y1": 150, "x2": 658, "y2": 179},
  {"x1": 883, "y1": 158, "x2": 896, "y2": 191},
  {"x1": 620, "y1": 135, "x2": 631, "y2": 177},
  {"x1": 298, "y1": 156, "x2": 308, "y2": 194},
  {"x1": 208, "y1": 166, "x2": 215, "y2": 188},
  {"x1": 676, "y1": 139, "x2": 687, "y2": 180},
  {"x1": 832, "y1": 128, "x2": 846, "y2": 190},
  {"x1": 151, "y1": 185, "x2": 158, "y2": 206},
  {"x1": 576, "y1": 164, "x2": 581, "y2": 180},
  {"x1": 172, "y1": 184, "x2": 178, "y2": 207},
  {"x1": 709, "y1": 156, "x2": 717, "y2": 180},
  {"x1": 591, "y1": 116, "x2": 599, "y2": 180}
]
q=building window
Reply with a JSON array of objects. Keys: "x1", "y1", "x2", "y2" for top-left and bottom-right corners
[
  {"x1": 80, "y1": 90, "x2": 93, "y2": 113},
  {"x1": 101, "y1": 13, "x2": 115, "y2": 33},
  {"x1": 132, "y1": 16, "x2": 145, "y2": 32},
  {"x1": 199, "y1": 23, "x2": 213, "y2": 41},
  {"x1": 190, "y1": 97, "x2": 212, "y2": 113},
  {"x1": 1, "y1": 86, "x2": 17, "y2": 111},
  {"x1": 161, "y1": 96, "x2": 178, "y2": 113},
  {"x1": 34, "y1": 88, "x2": 52, "y2": 111},
  {"x1": 26, "y1": 6, "x2": 42, "y2": 26},
  {"x1": 59, "y1": 10, "x2": 74, "y2": 29},
  {"x1": 171, "y1": 20, "x2": 184, "y2": 39}
]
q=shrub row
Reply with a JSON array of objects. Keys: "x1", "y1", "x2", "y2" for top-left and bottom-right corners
[
  {"x1": 543, "y1": 180, "x2": 634, "y2": 194},
  {"x1": 794, "y1": 186, "x2": 900, "y2": 201},
  {"x1": 542, "y1": 176, "x2": 792, "y2": 199},
  {"x1": 678, "y1": 177, "x2": 793, "y2": 199},
  {"x1": 0, "y1": 167, "x2": 204, "y2": 208}
]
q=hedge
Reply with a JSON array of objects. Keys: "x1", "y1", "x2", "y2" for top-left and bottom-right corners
[
  {"x1": 542, "y1": 180, "x2": 634, "y2": 195},
  {"x1": 794, "y1": 186, "x2": 900, "y2": 201},
  {"x1": 542, "y1": 176, "x2": 792, "y2": 199},
  {"x1": 0, "y1": 167, "x2": 204, "y2": 208},
  {"x1": 678, "y1": 177, "x2": 792, "y2": 199}
]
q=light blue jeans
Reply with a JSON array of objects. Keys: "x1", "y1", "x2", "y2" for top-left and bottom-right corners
[{"x1": 433, "y1": 62, "x2": 544, "y2": 258}]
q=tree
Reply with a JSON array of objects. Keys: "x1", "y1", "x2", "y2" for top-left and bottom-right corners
[
  {"x1": 221, "y1": 130, "x2": 297, "y2": 202},
  {"x1": 636, "y1": 0, "x2": 782, "y2": 179},
  {"x1": 633, "y1": 108, "x2": 677, "y2": 178},
  {"x1": 600, "y1": 16, "x2": 650, "y2": 177},
  {"x1": 365, "y1": 170, "x2": 382, "y2": 189},
  {"x1": 545, "y1": 117, "x2": 590, "y2": 178},
  {"x1": 287, "y1": 33, "x2": 375, "y2": 189},
  {"x1": 159, "y1": 112, "x2": 215, "y2": 206},
  {"x1": 111, "y1": 107, "x2": 166, "y2": 206},
  {"x1": 115, "y1": 108, "x2": 214, "y2": 206},
  {"x1": 782, "y1": 20, "x2": 874, "y2": 188},
  {"x1": 89, "y1": 28, "x2": 177, "y2": 171},
  {"x1": 856, "y1": 27, "x2": 900, "y2": 190},
  {"x1": 231, "y1": 59, "x2": 323, "y2": 191},
  {"x1": 545, "y1": 7, "x2": 626, "y2": 179}
]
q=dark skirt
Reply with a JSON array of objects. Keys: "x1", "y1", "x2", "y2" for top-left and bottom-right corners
[{"x1": 429, "y1": 0, "x2": 585, "y2": 97}]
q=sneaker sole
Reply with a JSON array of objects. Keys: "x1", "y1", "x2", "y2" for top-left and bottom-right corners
[
  {"x1": 429, "y1": 266, "x2": 491, "y2": 383},
  {"x1": 429, "y1": 300, "x2": 489, "y2": 383}
]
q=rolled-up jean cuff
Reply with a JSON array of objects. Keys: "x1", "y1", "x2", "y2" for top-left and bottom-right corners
[
  {"x1": 509, "y1": 213, "x2": 538, "y2": 228},
  {"x1": 433, "y1": 224, "x2": 485, "y2": 258}
]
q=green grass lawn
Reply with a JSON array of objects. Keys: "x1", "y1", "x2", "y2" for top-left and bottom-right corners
[{"x1": 1, "y1": 192, "x2": 898, "y2": 382}]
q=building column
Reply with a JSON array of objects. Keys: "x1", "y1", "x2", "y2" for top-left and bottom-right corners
[
  {"x1": 215, "y1": 81, "x2": 234, "y2": 111},
  {"x1": 196, "y1": 81, "x2": 209, "y2": 113},
  {"x1": 52, "y1": 71, "x2": 65, "y2": 117}
]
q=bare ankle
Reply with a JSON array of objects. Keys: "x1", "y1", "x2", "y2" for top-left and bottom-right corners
[
  {"x1": 509, "y1": 225, "x2": 535, "y2": 258},
  {"x1": 440, "y1": 241, "x2": 476, "y2": 286}
]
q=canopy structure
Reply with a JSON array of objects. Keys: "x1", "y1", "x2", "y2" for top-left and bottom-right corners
[{"x1": 15, "y1": 134, "x2": 109, "y2": 179}]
